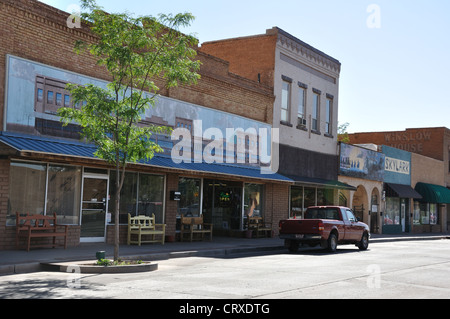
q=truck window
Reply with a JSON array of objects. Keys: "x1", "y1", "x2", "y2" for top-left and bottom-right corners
[
  {"x1": 305, "y1": 208, "x2": 339, "y2": 220},
  {"x1": 346, "y1": 209, "x2": 357, "y2": 222}
]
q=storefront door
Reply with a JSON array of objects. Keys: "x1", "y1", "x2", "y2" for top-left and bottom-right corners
[
  {"x1": 80, "y1": 172, "x2": 109, "y2": 242},
  {"x1": 203, "y1": 179, "x2": 243, "y2": 234}
]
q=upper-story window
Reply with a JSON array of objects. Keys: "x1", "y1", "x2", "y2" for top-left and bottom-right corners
[
  {"x1": 297, "y1": 85, "x2": 307, "y2": 128},
  {"x1": 281, "y1": 79, "x2": 291, "y2": 124},
  {"x1": 325, "y1": 96, "x2": 333, "y2": 135},
  {"x1": 312, "y1": 90, "x2": 321, "y2": 132}
]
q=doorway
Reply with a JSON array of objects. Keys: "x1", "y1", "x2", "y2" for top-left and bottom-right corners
[
  {"x1": 80, "y1": 170, "x2": 109, "y2": 242},
  {"x1": 203, "y1": 179, "x2": 243, "y2": 234}
]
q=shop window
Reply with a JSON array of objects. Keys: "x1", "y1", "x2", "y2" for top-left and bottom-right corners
[
  {"x1": 138, "y1": 174, "x2": 165, "y2": 223},
  {"x1": 109, "y1": 172, "x2": 165, "y2": 224},
  {"x1": 290, "y1": 186, "x2": 303, "y2": 218},
  {"x1": 317, "y1": 188, "x2": 334, "y2": 206},
  {"x1": 304, "y1": 187, "x2": 316, "y2": 208},
  {"x1": 46, "y1": 165, "x2": 82, "y2": 225},
  {"x1": 7, "y1": 162, "x2": 82, "y2": 226},
  {"x1": 7, "y1": 162, "x2": 47, "y2": 226},
  {"x1": 108, "y1": 172, "x2": 138, "y2": 225},
  {"x1": 384, "y1": 197, "x2": 400, "y2": 225},
  {"x1": 244, "y1": 183, "x2": 264, "y2": 218},
  {"x1": 178, "y1": 177, "x2": 201, "y2": 217},
  {"x1": 413, "y1": 202, "x2": 438, "y2": 225}
]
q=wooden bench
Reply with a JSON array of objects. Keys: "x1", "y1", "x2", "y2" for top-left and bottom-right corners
[
  {"x1": 127, "y1": 214, "x2": 166, "y2": 246},
  {"x1": 16, "y1": 212, "x2": 68, "y2": 251},
  {"x1": 180, "y1": 215, "x2": 213, "y2": 242},
  {"x1": 247, "y1": 216, "x2": 272, "y2": 238}
]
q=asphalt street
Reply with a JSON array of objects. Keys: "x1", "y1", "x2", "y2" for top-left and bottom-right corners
[{"x1": 0, "y1": 239, "x2": 449, "y2": 300}]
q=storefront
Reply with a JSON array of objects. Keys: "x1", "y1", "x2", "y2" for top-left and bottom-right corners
[
  {"x1": 0, "y1": 131, "x2": 293, "y2": 249},
  {"x1": 413, "y1": 182, "x2": 450, "y2": 233},
  {"x1": 411, "y1": 152, "x2": 450, "y2": 233},
  {"x1": 0, "y1": 55, "x2": 292, "y2": 250},
  {"x1": 338, "y1": 143, "x2": 384, "y2": 231},
  {"x1": 176, "y1": 175, "x2": 284, "y2": 237},
  {"x1": 289, "y1": 179, "x2": 356, "y2": 219},
  {"x1": 381, "y1": 146, "x2": 422, "y2": 234}
]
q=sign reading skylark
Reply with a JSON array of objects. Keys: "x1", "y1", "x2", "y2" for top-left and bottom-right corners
[{"x1": 384, "y1": 156, "x2": 410, "y2": 175}]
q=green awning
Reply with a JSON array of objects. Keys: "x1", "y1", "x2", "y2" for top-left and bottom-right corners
[{"x1": 414, "y1": 182, "x2": 450, "y2": 204}]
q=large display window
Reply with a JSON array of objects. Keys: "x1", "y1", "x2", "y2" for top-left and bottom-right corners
[{"x1": 8, "y1": 161, "x2": 82, "y2": 226}]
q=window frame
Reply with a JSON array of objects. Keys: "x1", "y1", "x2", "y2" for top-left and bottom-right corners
[
  {"x1": 312, "y1": 92, "x2": 320, "y2": 132},
  {"x1": 281, "y1": 79, "x2": 292, "y2": 124},
  {"x1": 325, "y1": 97, "x2": 333, "y2": 135},
  {"x1": 297, "y1": 86, "x2": 307, "y2": 128}
]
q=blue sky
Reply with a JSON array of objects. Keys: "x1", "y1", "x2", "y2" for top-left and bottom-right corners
[{"x1": 38, "y1": 0, "x2": 450, "y2": 133}]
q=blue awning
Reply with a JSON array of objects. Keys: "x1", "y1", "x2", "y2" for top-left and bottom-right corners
[{"x1": 0, "y1": 131, "x2": 293, "y2": 183}]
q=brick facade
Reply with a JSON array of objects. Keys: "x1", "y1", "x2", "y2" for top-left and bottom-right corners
[
  {"x1": 0, "y1": 0, "x2": 274, "y2": 131},
  {"x1": 0, "y1": 0, "x2": 289, "y2": 250},
  {"x1": 348, "y1": 127, "x2": 450, "y2": 187},
  {"x1": 201, "y1": 33, "x2": 277, "y2": 88}
]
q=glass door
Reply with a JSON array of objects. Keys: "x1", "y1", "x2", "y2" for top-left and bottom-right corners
[{"x1": 80, "y1": 174, "x2": 109, "y2": 242}]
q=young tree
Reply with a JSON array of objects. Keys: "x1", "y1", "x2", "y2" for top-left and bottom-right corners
[
  {"x1": 338, "y1": 122, "x2": 351, "y2": 143},
  {"x1": 58, "y1": 0, "x2": 201, "y2": 260}
]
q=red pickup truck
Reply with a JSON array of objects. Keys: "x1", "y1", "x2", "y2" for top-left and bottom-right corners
[{"x1": 279, "y1": 206, "x2": 370, "y2": 253}]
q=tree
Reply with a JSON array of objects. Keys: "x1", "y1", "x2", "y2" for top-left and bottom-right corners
[
  {"x1": 58, "y1": 0, "x2": 201, "y2": 260},
  {"x1": 338, "y1": 122, "x2": 350, "y2": 143}
]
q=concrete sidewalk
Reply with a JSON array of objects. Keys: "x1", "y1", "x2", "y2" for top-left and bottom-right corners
[{"x1": 1, "y1": 233, "x2": 449, "y2": 275}]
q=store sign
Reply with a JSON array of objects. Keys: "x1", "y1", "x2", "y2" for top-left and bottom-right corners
[{"x1": 385, "y1": 156, "x2": 410, "y2": 175}]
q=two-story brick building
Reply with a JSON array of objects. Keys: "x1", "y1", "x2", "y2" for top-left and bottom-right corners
[
  {"x1": 0, "y1": 0, "x2": 293, "y2": 249},
  {"x1": 201, "y1": 27, "x2": 355, "y2": 218}
]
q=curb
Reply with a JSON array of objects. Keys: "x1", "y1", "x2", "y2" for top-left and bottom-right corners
[
  {"x1": 370, "y1": 235, "x2": 450, "y2": 243},
  {"x1": 42, "y1": 261, "x2": 158, "y2": 274},
  {"x1": 0, "y1": 236, "x2": 448, "y2": 276}
]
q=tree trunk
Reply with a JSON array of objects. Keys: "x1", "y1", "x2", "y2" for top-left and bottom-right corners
[{"x1": 114, "y1": 168, "x2": 121, "y2": 261}]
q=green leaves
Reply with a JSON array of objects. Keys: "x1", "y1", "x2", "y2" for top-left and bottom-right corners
[{"x1": 58, "y1": 0, "x2": 200, "y2": 168}]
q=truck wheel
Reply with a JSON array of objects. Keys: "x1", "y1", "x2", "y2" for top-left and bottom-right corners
[
  {"x1": 358, "y1": 233, "x2": 369, "y2": 251},
  {"x1": 288, "y1": 241, "x2": 299, "y2": 253},
  {"x1": 327, "y1": 233, "x2": 338, "y2": 253}
]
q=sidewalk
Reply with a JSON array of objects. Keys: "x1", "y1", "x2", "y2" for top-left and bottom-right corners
[{"x1": 1, "y1": 233, "x2": 449, "y2": 275}]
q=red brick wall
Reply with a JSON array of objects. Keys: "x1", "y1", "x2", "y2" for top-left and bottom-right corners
[
  {"x1": 0, "y1": 159, "x2": 10, "y2": 249},
  {"x1": 264, "y1": 183, "x2": 290, "y2": 236},
  {"x1": 348, "y1": 127, "x2": 447, "y2": 161},
  {"x1": 201, "y1": 34, "x2": 278, "y2": 88},
  {"x1": 0, "y1": 0, "x2": 274, "y2": 130},
  {"x1": 164, "y1": 173, "x2": 180, "y2": 240},
  {"x1": 0, "y1": 0, "x2": 280, "y2": 248}
]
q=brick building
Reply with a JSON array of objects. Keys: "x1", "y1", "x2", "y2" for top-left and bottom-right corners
[
  {"x1": 0, "y1": 0, "x2": 292, "y2": 250},
  {"x1": 348, "y1": 127, "x2": 450, "y2": 233},
  {"x1": 202, "y1": 27, "x2": 355, "y2": 218}
]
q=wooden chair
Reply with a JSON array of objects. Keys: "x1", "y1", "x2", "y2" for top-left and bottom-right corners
[
  {"x1": 127, "y1": 214, "x2": 166, "y2": 246},
  {"x1": 16, "y1": 212, "x2": 68, "y2": 251},
  {"x1": 180, "y1": 215, "x2": 213, "y2": 242},
  {"x1": 247, "y1": 216, "x2": 272, "y2": 238}
]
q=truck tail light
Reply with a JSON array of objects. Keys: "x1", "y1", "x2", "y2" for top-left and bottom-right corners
[{"x1": 318, "y1": 221, "x2": 324, "y2": 232}]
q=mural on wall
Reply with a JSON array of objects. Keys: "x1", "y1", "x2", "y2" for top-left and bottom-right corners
[
  {"x1": 339, "y1": 143, "x2": 385, "y2": 181},
  {"x1": 4, "y1": 55, "x2": 272, "y2": 166}
]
